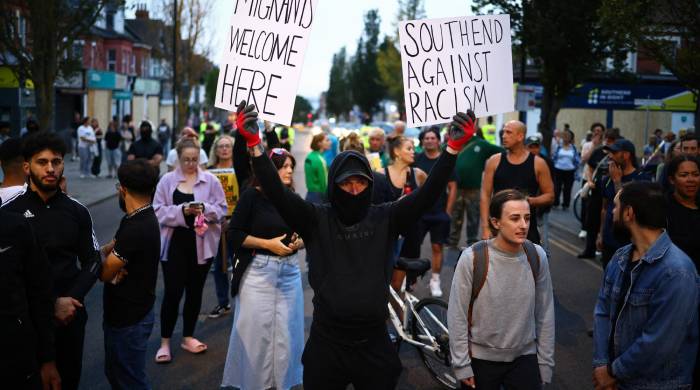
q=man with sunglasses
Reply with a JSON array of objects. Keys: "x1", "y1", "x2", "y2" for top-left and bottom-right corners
[
  {"x1": 3, "y1": 131, "x2": 101, "y2": 390},
  {"x1": 235, "y1": 101, "x2": 476, "y2": 389}
]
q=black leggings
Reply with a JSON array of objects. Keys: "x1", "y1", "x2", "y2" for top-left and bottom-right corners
[
  {"x1": 553, "y1": 168, "x2": 576, "y2": 208},
  {"x1": 160, "y1": 245, "x2": 212, "y2": 338}
]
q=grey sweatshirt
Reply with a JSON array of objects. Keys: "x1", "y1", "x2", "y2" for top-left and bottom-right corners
[{"x1": 447, "y1": 239, "x2": 555, "y2": 383}]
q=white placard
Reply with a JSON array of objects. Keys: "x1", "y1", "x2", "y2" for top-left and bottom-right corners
[
  {"x1": 398, "y1": 14, "x2": 514, "y2": 127},
  {"x1": 214, "y1": 0, "x2": 318, "y2": 125}
]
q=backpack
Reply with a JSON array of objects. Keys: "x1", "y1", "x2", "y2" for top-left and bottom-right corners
[{"x1": 467, "y1": 240, "x2": 541, "y2": 326}]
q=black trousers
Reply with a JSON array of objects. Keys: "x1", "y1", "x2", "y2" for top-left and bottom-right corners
[
  {"x1": 1, "y1": 314, "x2": 43, "y2": 390},
  {"x1": 160, "y1": 247, "x2": 212, "y2": 338},
  {"x1": 460, "y1": 354, "x2": 541, "y2": 390},
  {"x1": 302, "y1": 327, "x2": 402, "y2": 390},
  {"x1": 553, "y1": 168, "x2": 576, "y2": 208},
  {"x1": 582, "y1": 188, "x2": 603, "y2": 255},
  {"x1": 55, "y1": 307, "x2": 88, "y2": 390}
]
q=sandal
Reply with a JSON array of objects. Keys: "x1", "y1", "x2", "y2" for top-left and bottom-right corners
[
  {"x1": 180, "y1": 337, "x2": 207, "y2": 354},
  {"x1": 155, "y1": 346, "x2": 172, "y2": 364}
]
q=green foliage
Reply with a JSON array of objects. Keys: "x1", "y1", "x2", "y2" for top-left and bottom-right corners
[
  {"x1": 204, "y1": 67, "x2": 219, "y2": 107},
  {"x1": 350, "y1": 9, "x2": 385, "y2": 117},
  {"x1": 376, "y1": 36, "x2": 404, "y2": 115},
  {"x1": 292, "y1": 95, "x2": 313, "y2": 123},
  {"x1": 326, "y1": 47, "x2": 353, "y2": 118}
]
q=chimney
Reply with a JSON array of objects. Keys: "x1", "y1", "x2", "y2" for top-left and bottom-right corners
[{"x1": 135, "y1": 3, "x2": 149, "y2": 20}]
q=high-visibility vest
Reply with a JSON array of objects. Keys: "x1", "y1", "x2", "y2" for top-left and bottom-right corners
[{"x1": 482, "y1": 124, "x2": 497, "y2": 144}]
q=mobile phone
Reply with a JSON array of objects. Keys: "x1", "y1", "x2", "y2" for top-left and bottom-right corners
[{"x1": 188, "y1": 201, "x2": 204, "y2": 208}]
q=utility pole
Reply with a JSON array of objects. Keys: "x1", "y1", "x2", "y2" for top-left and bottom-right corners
[{"x1": 172, "y1": 0, "x2": 178, "y2": 135}]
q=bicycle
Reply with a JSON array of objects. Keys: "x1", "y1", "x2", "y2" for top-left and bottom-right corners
[{"x1": 388, "y1": 257, "x2": 457, "y2": 389}]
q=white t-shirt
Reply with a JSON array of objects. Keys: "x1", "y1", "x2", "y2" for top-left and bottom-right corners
[
  {"x1": 165, "y1": 148, "x2": 208, "y2": 168},
  {"x1": 77, "y1": 125, "x2": 96, "y2": 148},
  {"x1": 0, "y1": 184, "x2": 27, "y2": 205}
]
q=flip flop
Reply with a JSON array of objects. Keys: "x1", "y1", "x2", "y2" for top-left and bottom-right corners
[
  {"x1": 180, "y1": 338, "x2": 207, "y2": 354},
  {"x1": 155, "y1": 346, "x2": 172, "y2": 364}
]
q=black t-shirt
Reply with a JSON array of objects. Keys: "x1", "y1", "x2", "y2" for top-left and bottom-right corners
[
  {"x1": 413, "y1": 152, "x2": 456, "y2": 214},
  {"x1": 587, "y1": 146, "x2": 607, "y2": 170},
  {"x1": 104, "y1": 206, "x2": 160, "y2": 327},
  {"x1": 127, "y1": 138, "x2": 163, "y2": 160},
  {"x1": 105, "y1": 130, "x2": 122, "y2": 150},
  {"x1": 666, "y1": 194, "x2": 700, "y2": 271}
]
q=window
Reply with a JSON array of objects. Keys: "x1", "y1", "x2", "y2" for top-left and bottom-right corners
[
  {"x1": 130, "y1": 53, "x2": 135, "y2": 74},
  {"x1": 658, "y1": 37, "x2": 680, "y2": 75},
  {"x1": 107, "y1": 49, "x2": 116, "y2": 71},
  {"x1": 122, "y1": 50, "x2": 128, "y2": 73},
  {"x1": 18, "y1": 13, "x2": 26, "y2": 47},
  {"x1": 71, "y1": 41, "x2": 83, "y2": 64},
  {"x1": 106, "y1": 11, "x2": 115, "y2": 30}
]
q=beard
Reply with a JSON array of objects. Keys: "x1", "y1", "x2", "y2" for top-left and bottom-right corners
[
  {"x1": 118, "y1": 193, "x2": 127, "y2": 213},
  {"x1": 612, "y1": 218, "x2": 631, "y2": 244},
  {"x1": 29, "y1": 170, "x2": 60, "y2": 193}
]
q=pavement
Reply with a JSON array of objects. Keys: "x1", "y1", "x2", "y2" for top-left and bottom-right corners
[{"x1": 76, "y1": 132, "x2": 603, "y2": 389}]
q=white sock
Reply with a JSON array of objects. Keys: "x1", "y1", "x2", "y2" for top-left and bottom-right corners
[{"x1": 431, "y1": 273, "x2": 440, "y2": 281}]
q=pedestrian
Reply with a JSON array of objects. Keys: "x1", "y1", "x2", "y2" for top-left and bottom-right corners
[
  {"x1": 592, "y1": 181, "x2": 699, "y2": 389},
  {"x1": 0, "y1": 197, "x2": 61, "y2": 390},
  {"x1": 339, "y1": 133, "x2": 394, "y2": 204},
  {"x1": 127, "y1": 121, "x2": 163, "y2": 172},
  {"x1": 413, "y1": 126, "x2": 457, "y2": 297},
  {"x1": 77, "y1": 117, "x2": 96, "y2": 178},
  {"x1": 206, "y1": 135, "x2": 236, "y2": 318},
  {"x1": 222, "y1": 147, "x2": 304, "y2": 390},
  {"x1": 480, "y1": 121, "x2": 554, "y2": 244},
  {"x1": 449, "y1": 128, "x2": 503, "y2": 248},
  {"x1": 0, "y1": 138, "x2": 28, "y2": 205},
  {"x1": 99, "y1": 159, "x2": 160, "y2": 389},
  {"x1": 152, "y1": 138, "x2": 227, "y2": 363},
  {"x1": 579, "y1": 123, "x2": 605, "y2": 239},
  {"x1": 323, "y1": 125, "x2": 340, "y2": 166},
  {"x1": 367, "y1": 128, "x2": 390, "y2": 169},
  {"x1": 665, "y1": 155, "x2": 700, "y2": 268},
  {"x1": 120, "y1": 115, "x2": 135, "y2": 163},
  {"x1": 595, "y1": 139, "x2": 652, "y2": 268},
  {"x1": 681, "y1": 134, "x2": 699, "y2": 157},
  {"x1": 157, "y1": 118, "x2": 171, "y2": 154},
  {"x1": 304, "y1": 132, "x2": 330, "y2": 203},
  {"x1": 91, "y1": 118, "x2": 103, "y2": 177},
  {"x1": 165, "y1": 128, "x2": 209, "y2": 172},
  {"x1": 480, "y1": 116, "x2": 497, "y2": 145},
  {"x1": 551, "y1": 129, "x2": 580, "y2": 209},
  {"x1": 201, "y1": 124, "x2": 217, "y2": 156},
  {"x1": 2, "y1": 131, "x2": 102, "y2": 390},
  {"x1": 448, "y1": 189, "x2": 555, "y2": 389},
  {"x1": 104, "y1": 119, "x2": 123, "y2": 178},
  {"x1": 70, "y1": 111, "x2": 81, "y2": 161},
  {"x1": 390, "y1": 120, "x2": 406, "y2": 138},
  {"x1": 526, "y1": 136, "x2": 555, "y2": 258},
  {"x1": 235, "y1": 101, "x2": 476, "y2": 389}
]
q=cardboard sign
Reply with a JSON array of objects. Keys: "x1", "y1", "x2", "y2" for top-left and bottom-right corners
[
  {"x1": 209, "y1": 168, "x2": 239, "y2": 217},
  {"x1": 398, "y1": 14, "x2": 514, "y2": 127},
  {"x1": 214, "y1": 0, "x2": 319, "y2": 125}
]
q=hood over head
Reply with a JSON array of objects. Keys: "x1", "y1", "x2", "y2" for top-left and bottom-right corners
[{"x1": 327, "y1": 150, "x2": 374, "y2": 225}]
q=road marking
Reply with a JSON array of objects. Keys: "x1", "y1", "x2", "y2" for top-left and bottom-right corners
[{"x1": 549, "y1": 237, "x2": 603, "y2": 272}]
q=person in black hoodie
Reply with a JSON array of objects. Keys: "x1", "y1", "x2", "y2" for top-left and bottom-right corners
[{"x1": 235, "y1": 101, "x2": 476, "y2": 389}]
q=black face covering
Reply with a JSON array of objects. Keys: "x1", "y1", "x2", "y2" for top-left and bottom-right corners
[{"x1": 331, "y1": 184, "x2": 371, "y2": 226}]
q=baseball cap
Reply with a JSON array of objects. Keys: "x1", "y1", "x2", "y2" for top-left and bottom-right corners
[
  {"x1": 525, "y1": 136, "x2": 541, "y2": 146},
  {"x1": 334, "y1": 157, "x2": 373, "y2": 184},
  {"x1": 603, "y1": 139, "x2": 635, "y2": 154}
]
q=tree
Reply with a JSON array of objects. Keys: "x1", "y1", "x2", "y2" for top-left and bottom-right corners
[
  {"x1": 376, "y1": 37, "x2": 404, "y2": 117},
  {"x1": 292, "y1": 95, "x2": 313, "y2": 123},
  {"x1": 473, "y1": 0, "x2": 612, "y2": 149},
  {"x1": 394, "y1": 0, "x2": 426, "y2": 36},
  {"x1": 351, "y1": 9, "x2": 384, "y2": 118},
  {"x1": 204, "y1": 66, "x2": 219, "y2": 107},
  {"x1": 600, "y1": 0, "x2": 700, "y2": 129},
  {"x1": 0, "y1": 0, "x2": 108, "y2": 131},
  {"x1": 326, "y1": 47, "x2": 352, "y2": 118}
]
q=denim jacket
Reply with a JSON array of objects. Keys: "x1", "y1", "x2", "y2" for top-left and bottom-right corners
[{"x1": 593, "y1": 232, "x2": 699, "y2": 389}]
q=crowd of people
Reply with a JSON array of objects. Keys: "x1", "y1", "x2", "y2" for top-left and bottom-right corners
[{"x1": 0, "y1": 102, "x2": 699, "y2": 390}]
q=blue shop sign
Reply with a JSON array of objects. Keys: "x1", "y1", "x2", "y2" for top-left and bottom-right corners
[
  {"x1": 112, "y1": 90, "x2": 132, "y2": 100},
  {"x1": 87, "y1": 70, "x2": 116, "y2": 89}
]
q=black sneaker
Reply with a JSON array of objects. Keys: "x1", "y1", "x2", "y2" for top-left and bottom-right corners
[{"x1": 208, "y1": 304, "x2": 231, "y2": 318}]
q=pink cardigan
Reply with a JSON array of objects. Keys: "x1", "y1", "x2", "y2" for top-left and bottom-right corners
[{"x1": 153, "y1": 167, "x2": 227, "y2": 264}]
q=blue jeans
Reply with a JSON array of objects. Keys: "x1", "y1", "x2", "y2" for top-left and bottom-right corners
[
  {"x1": 78, "y1": 146, "x2": 92, "y2": 176},
  {"x1": 104, "y1": 309, "x2": 154, "y2": 390},
  {"x1": 213, "y1": 237, "x2": 232, "y2": 307}
]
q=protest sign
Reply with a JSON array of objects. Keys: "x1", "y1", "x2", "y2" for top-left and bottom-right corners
[
  {"x1": 215, "y1": 0, "x2": 319, "y2": 125},
  {"x1": 209, "y1": 168, "x2": 239, "y2": 217},
  {"x1": 398, "y1": 14, "x2": 514, "y2": 127}
]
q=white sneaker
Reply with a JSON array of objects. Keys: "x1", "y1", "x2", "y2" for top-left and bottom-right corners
[
  {"x1": 578, "y1": 230, "x2": 587, "y2": 239},
  {"x1": 429, "y1": 278, "x2": 443, "y2": 298},
  {"x1": 79, "y1": 174, "x2": 86, "y2": 179}
]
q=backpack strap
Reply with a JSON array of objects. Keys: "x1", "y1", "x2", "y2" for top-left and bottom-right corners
[
  {"x1": 522, "y1": 240, "x2": 541, "y2": 282},
  {"x1": 468, "y1": 240, "x2": 489, "y2": 327}
]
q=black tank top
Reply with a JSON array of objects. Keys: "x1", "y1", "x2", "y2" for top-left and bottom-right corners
[
  {"x1": 493, "y1": 152, "x2": 541, "y2": 244},
  {"x1": 385, "y1": 166, "x2": 418, "y2": 201}
]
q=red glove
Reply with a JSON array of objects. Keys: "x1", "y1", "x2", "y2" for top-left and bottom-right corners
[
  {"x1": 447, "y1": 110, "x2": 476, "y2": 151},
  {"x1": 235, "y1": 100, "x2": 261, "y2": 147}
]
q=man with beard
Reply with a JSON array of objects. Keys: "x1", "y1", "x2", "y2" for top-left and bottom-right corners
[
  {"x1": 235, "y1": 101, "x2": 475, "y2": 389},
  {"x1": 593, "y1": 181, "x2": 698, "y2": 389},
  {"x1": 3, "y1": 131, "x2": 101, "y2": 390},
  {"x1": 595, "y1": 139, "x2": 651, "y2": 269},
  {"x1": 127, "y1": 121, "x2": 163, "y2": 172},
  {"x1": 99, "y1": 159, "x2": 160, "y2": 389}
]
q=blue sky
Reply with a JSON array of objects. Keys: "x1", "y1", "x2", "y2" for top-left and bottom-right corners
[{"x1": 127, "y1": 0, "x2": 473, "y2": 100}]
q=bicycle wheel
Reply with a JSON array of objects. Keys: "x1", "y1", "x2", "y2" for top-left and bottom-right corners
[
  {"x1": 573, "y1": 193, "x2": 582, "y2": 222},
  {"x1": 411, "y1": 297, "x2": 458, "y2": 389}
]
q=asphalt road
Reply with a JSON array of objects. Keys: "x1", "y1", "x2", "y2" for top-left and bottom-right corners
[{"x1": 78, "y1": 135, "x2": 603, "y2": 389}]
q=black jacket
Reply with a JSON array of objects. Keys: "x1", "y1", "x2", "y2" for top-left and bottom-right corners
[{"x1": 251, "y1": 149, "x2": 457, "y2": 340}]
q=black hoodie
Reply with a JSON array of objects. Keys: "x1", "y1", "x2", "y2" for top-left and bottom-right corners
[{"x1": 251, "y1": 149, "x2": 457, "y2": 340}]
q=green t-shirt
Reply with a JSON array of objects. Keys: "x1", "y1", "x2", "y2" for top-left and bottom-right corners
[
  {"x1": 456, "y1": 138, "x2": 504, "y2": 189},
  {"x1": 304, "y1": 150, "x2": 328, "y2": 193}
]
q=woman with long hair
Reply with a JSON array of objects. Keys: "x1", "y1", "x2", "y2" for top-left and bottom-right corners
[
  {"x1": 304, "y1": 132, "x2": 331, "y2": 203},
  {"x1": 551, "y1": 129, "x2": 580, "y2": 209},
  {"x1": 666, "y1": 154, "x2": 700, "y2": 268},
  {"x1": 152, "y1": 138, "x2": 227, "y2": 363},
  {"x1": 222, "y1": 147, "x2": 304, "y2": 390}
]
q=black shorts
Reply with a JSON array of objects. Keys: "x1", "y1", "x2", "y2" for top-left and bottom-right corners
[{"x1": 419, "y1": 212, "x2": 450, "y2": 245}]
